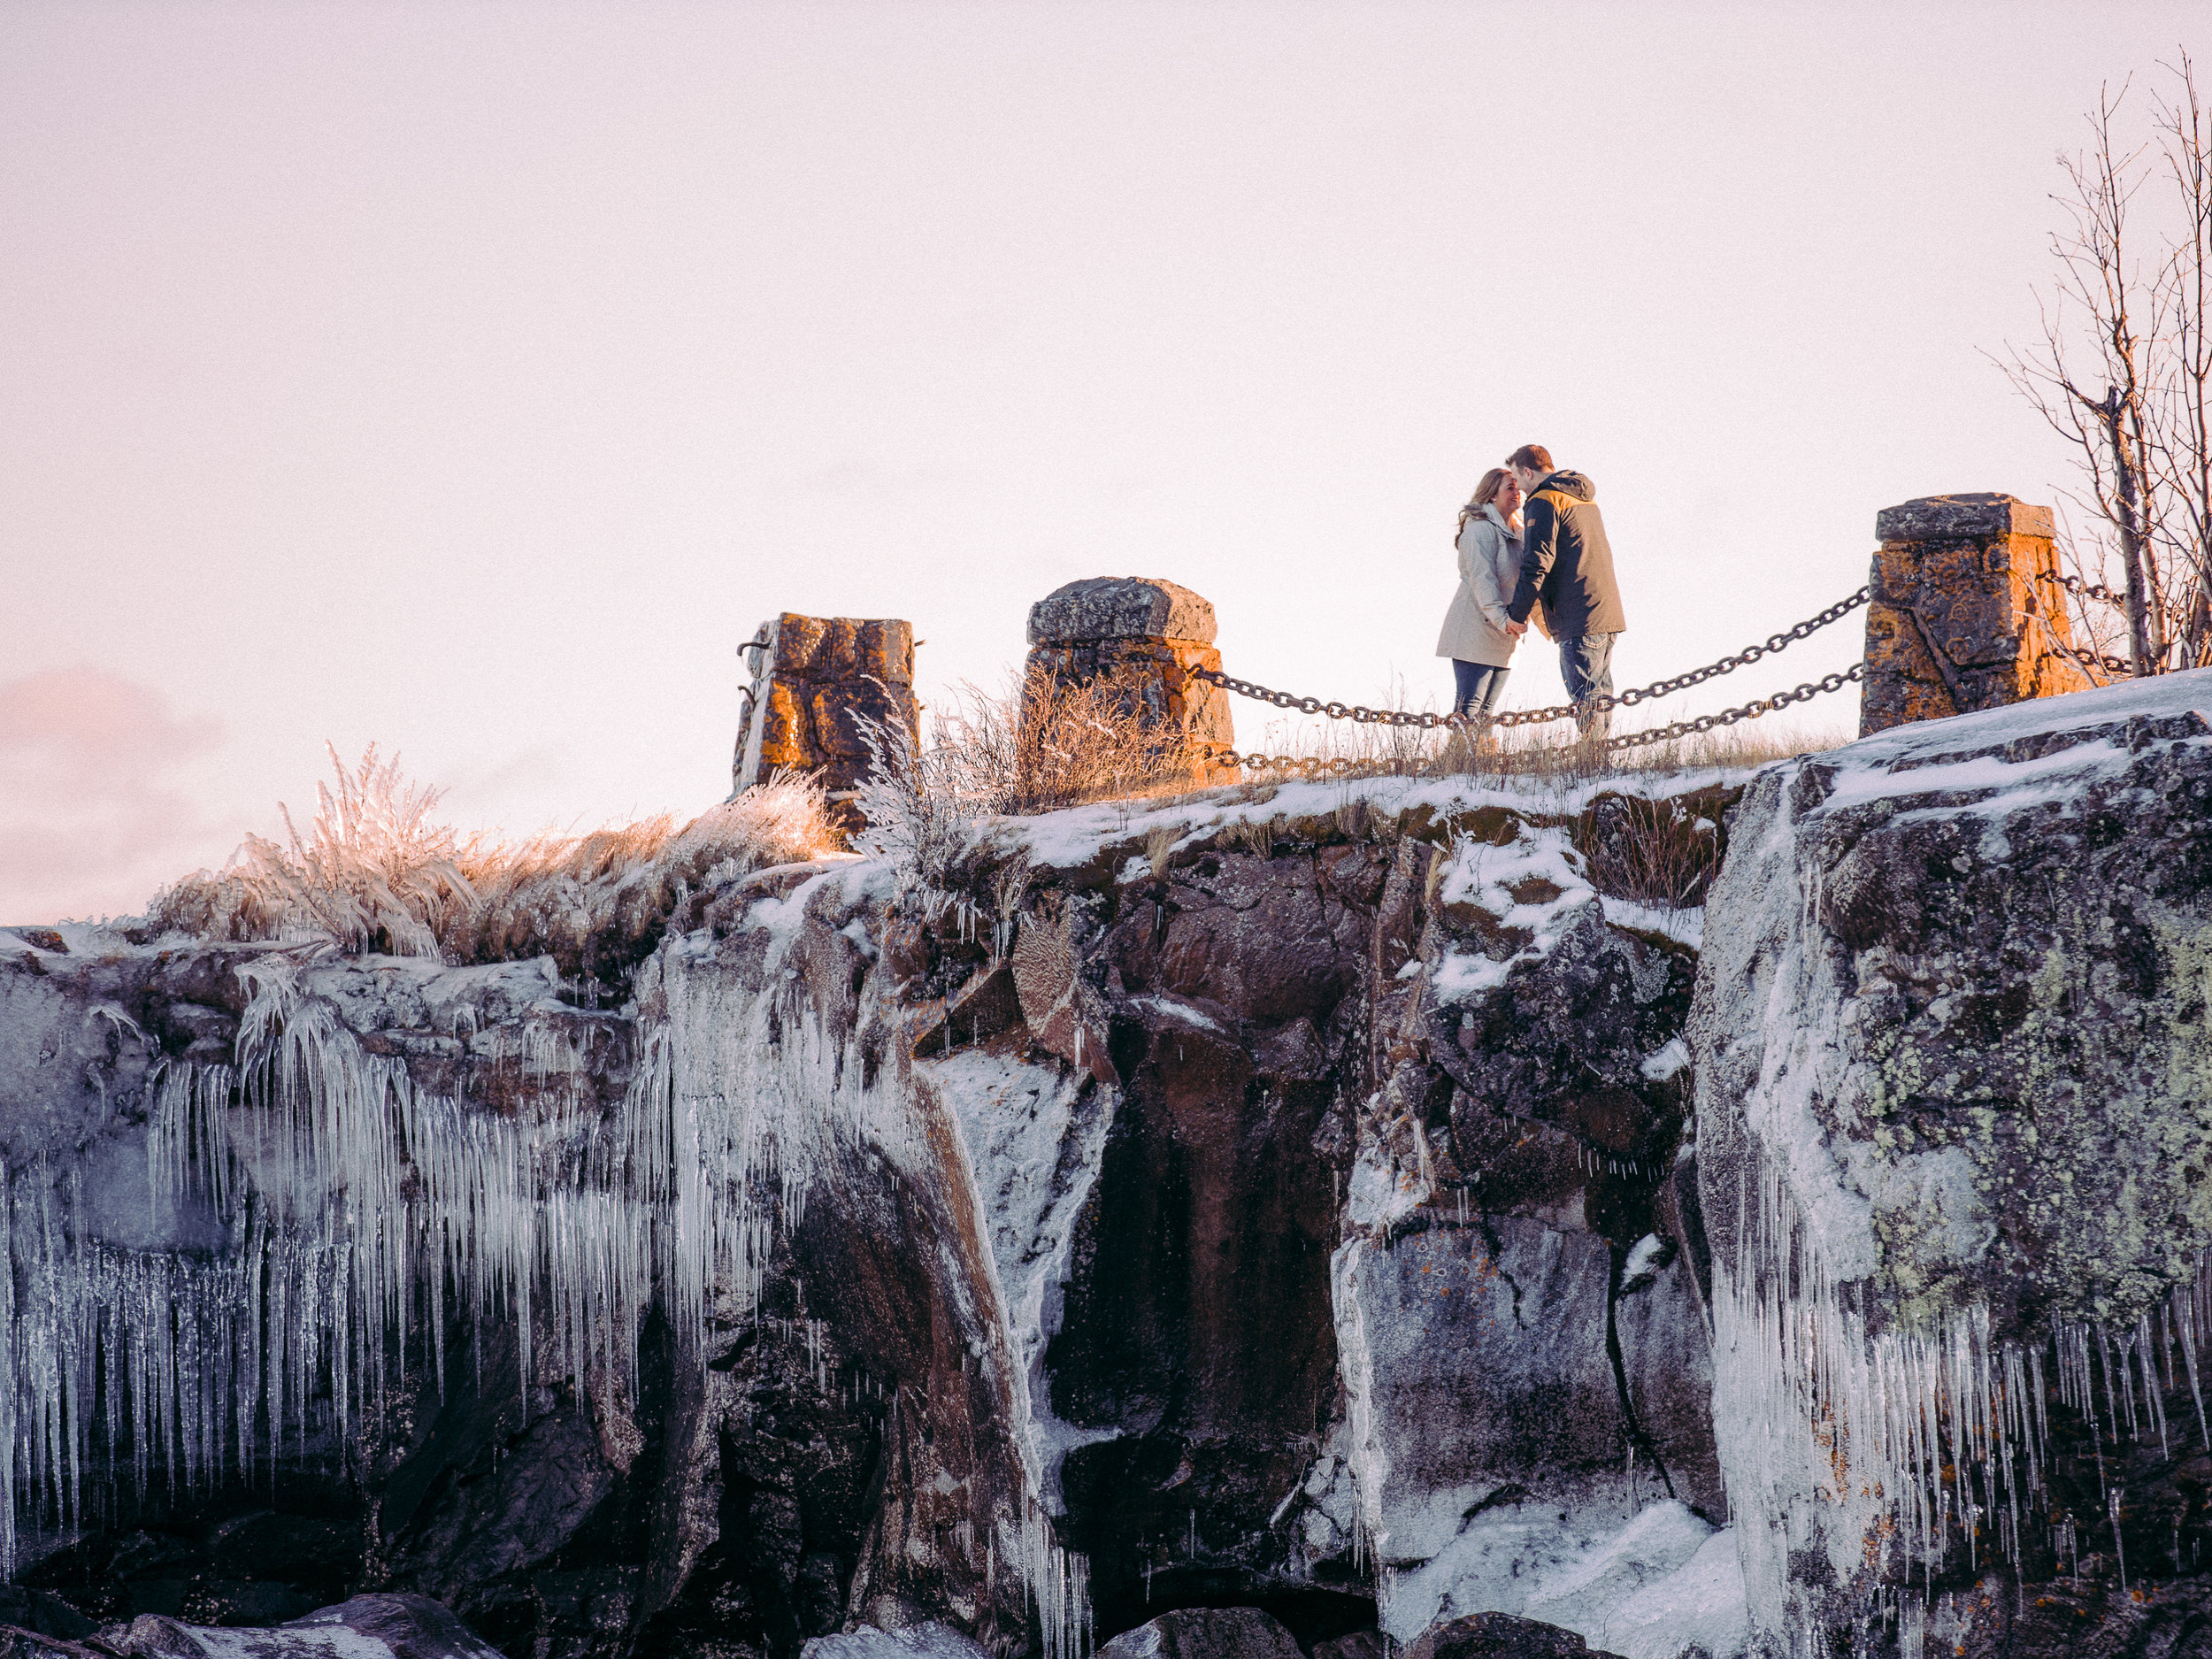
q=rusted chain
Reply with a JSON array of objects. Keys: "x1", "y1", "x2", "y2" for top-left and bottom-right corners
[
  {"x1": 1202, "y1": 662, "x2": 1867, "y2": 771},
  {"x1": 2055, "y1": 641, "x2": 2135, "y2": 676},
  {"x1": 2056, "y1": 572, "x2": 2129, "y2": 608},
  {"x1": 1601, "y1": 663, "x2": 1865, "y2": 749},
  {"x1": 1193, "y1": 587, "x2": 1870, "y2": 731}
]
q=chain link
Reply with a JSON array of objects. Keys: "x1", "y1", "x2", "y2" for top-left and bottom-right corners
[
  {"x1": 2056, "y1": 572, "x2": 2130, "y2": 609},
  {"x1": 1193, "y1": 586, "x2": 1869, "y2": 733},
  {"x1": 2055, "y1": 641, "x2": 2135, "y2": 676}
]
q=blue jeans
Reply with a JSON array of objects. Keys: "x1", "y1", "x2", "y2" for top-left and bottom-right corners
[
  {"x1": 1451, "y1": 660, "x2": 1510, "y2": 721},
  {"x1": 1559, "y1": 633, "x2": 1619, "y2": 740}
]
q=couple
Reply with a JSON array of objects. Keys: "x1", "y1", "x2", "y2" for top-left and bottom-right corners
[{"x1": 1435, "y1": 442, "x2": 1628, "y2": 742}]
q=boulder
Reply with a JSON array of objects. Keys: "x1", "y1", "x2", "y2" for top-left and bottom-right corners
[
  {"x1": 115, "y1": 1594, "x2": 500, "y2": 1659},
  {"x1": 0, "y1": 1589, "x2": 96, "y2": 1640},
  {"x1": 1310, "y1": 1636, "x2": 1385, "y2": 1659},
  {"x1": 1095, "y1": 1606, "x2": 1302, "y2": 1658},
  {"x1": 1944, "y1": 1571, "x2": 2212, "y2": 1657}
]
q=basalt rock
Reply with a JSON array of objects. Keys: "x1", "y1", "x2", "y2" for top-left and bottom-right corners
[
  {"x1": 1400, "y1": 1610, "x2": 1621, "y2": 1659},
  {"x1": 1093, "y1": 1605, "x2": 1302, "y2": 1658}
]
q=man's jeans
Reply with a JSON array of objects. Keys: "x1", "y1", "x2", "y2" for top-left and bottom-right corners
[{"x1": 1559, "y1": 633, "x2": 1619, "y2": 741}]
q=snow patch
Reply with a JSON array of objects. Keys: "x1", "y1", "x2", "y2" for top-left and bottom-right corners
[
  {"x1": 925, "y1": 1048, "x2": 1118, "y2": 1510},
  {"x1": 1600, "y1": 1529, "x2": 1751, "y2": 1659},
  {"x1": 1380, "y1": 1502, "x2": 1742, "y2": 1657},
  {"x1": 800, "y1": 1624, "x2": 990, "y2": 1659}
]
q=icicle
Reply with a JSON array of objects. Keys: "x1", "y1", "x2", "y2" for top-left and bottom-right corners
[{"x1": 2110, "y1": 1488, "x2": 2128, "y2": 1595}]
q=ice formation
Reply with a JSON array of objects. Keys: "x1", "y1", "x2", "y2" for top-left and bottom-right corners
[
  {"x1": 0, "y1": 936, "x2": 856, "y2": 1569},
  {"x1": 1714, "y1": 1149, "x2": 2212, "y2": 1651},
  {"x1": 1, "y1": 861, "x2": 1098, "y2": 1658}
]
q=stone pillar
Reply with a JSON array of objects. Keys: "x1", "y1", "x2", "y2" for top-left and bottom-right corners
[
  {"x1": 1859, "y1": 492, "x2": 2099, "y2": 737},
  {"x1": 732, "y1": 613, "x2": 918, "y2": 831},
  {"x1": 1025, "y1": 577, "x2": 1237, "y2": 782}
]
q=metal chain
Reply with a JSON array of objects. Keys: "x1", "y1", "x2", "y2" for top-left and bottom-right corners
[
  {"x1": 1192, "y1": 586, "x2": 1870, "y2": 733},
  {"x1": 2055, "y1": 641, "x2": 2135, "y2": 676},
  {"x1": 1600, "y1": 662, "x2": 1866, "y2": 749},
  {"x1": 2056, "y1": 572, "x2": 2129, "y2": 608},
  {"x1": 1203, "y1": 662, "x2": 1868, "y2": 771}
]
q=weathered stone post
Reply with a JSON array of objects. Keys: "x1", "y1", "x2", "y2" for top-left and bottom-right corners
[
  {"x1": 1859, "y1": 492, "x2": 2099, "y2": 737},
  {"x1": 1025, "y1": 577, "x2": 1237, "y2": 781},
  {"x1": 731, "y1": 613, "x2": 918, "y2": 832}
]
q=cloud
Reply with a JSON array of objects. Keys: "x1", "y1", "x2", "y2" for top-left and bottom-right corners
[{"x1": 0, "y1": 667, "x2": 228, "y2": 924}]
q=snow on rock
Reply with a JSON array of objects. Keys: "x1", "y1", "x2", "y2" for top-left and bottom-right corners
[
  {"x1": 994, "y1": 767, "x2": 1754, "y2": 886},
  {"x1": 118, "y1": 1594, "x2": 502, "y2": 1659},
  {"x1": 920, "y1": 1046, "x2": 1118, "y2": 1508},
  {"x1": 1519, "y1": 1501, "x2": 1714, "y2": 1643},
  {"x1": 1596, "y1": 1530, "x2": 1749, "y2": 1659},
  {"x1": 3, "y1": 747, "x2": 1768, "y2": 1659},
  {"x1": 797, "y1": 1624, "x2": 992, "y2": 1659},
  {"x1": 1380, "y1": 1503, "x2": 1743, "y2": 1656},
  {"x1": 1691, "y1": 668, "x2": 2212, "y2": 1645}
]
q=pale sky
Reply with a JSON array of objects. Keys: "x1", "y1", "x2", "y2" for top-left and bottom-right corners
[{"x1": 3, "y1": 1, "x2": 2203, "y2": 923}]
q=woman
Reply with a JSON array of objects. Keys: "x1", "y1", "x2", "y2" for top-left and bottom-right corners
[{"x1": 1435, "y1": 466, "x2": 1525, "y2": 725}]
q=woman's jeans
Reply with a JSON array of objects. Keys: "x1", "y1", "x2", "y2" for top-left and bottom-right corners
[{"x1": 1451, "y1": 660, "x2": 1510, "y2": 722}]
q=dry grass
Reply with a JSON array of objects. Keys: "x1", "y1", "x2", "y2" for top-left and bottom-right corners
[
  {"x1": 145, "y1": 744, "x2": 835, "y2": 984},
  {"x1": 1237, "y1": 705, "x2": 1849, "y2": 789},
  {"x1": 927, "y1": 672, "x2": 1208, "y2": 815}
]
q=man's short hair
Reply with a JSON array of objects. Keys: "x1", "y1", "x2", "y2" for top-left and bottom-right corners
[{"x1": 1505, "y1": 444, "x2": 1555, "y2": 474}]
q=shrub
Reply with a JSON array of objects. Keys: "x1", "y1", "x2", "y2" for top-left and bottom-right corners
[{"x1": 145, "y1": 745, "x2": 834, "y2": 984}]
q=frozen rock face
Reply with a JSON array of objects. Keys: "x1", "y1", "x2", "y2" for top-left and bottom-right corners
[
  {"x1": 1693, "y1": 670, "x2": 2212, "y2": 1648},
  {"x1": 1310, "y1": 819, "x2": 1717, "y2": 1650},
  {"x1": 0, "y1": 882, "x2": 1036, "y2": 1659},
  {"x1": 1, "y1": 768, "x2": 1743, "y2": 1659}
]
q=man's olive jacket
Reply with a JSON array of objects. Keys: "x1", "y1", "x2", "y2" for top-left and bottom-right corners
[{"x1": 1505, "y1": 470, "x2": 1628, "y2": 638}]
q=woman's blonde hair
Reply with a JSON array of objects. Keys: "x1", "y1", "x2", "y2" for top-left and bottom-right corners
[{"x1": 1456, "y1": 467, "x2": 1510, "y2": 541}]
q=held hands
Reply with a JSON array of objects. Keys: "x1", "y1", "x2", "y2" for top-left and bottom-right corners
[{"x1": 1504, "y1": 621, "x2": 1528, "y2": 638}]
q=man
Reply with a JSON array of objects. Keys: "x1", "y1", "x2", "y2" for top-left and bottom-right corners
[{"x1": 1500, "y1": 443, "x2": 1628, "y2": 742}]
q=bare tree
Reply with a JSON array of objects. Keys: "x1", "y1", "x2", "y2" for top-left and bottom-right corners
[
  {"x1": 2000, "y1": 58, "x2": 2212, "y2": 674},
  {"x1": 2148, "y1": 52, "x2": 2212, "y2": 664}
]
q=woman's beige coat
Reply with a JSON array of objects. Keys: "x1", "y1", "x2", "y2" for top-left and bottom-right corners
[{"x1": 1435, "y1": 503, "x2": 1525, "y2": 666}]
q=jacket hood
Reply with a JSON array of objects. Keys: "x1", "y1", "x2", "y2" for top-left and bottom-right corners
[{"x1": 1539, "y1": 471, "x2": 1595, "y2": 502}]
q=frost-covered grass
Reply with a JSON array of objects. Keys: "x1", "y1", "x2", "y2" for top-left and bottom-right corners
[
  {"x1": 142, "y1": 744, "x2": 837, "y2": 979},
  {"x1": 1241, "y1": 705, "x2": 1849, "y2": 785}
]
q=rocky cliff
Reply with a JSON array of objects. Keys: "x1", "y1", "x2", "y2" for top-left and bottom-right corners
[{"x1": 6, "y1": 666, "x2": 2212, "y2": 1659}]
